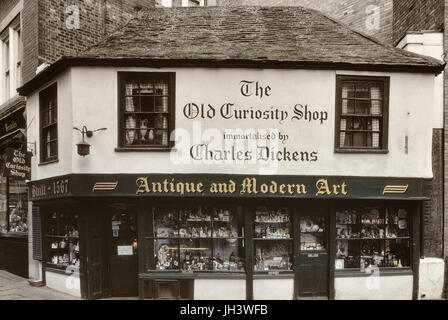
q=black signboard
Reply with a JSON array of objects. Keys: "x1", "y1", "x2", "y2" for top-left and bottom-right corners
[
  {"x1": 4, "y1": 148, "x2": 32, "y2": 180},
  {"x1": 29, "y1": 173, "x2": 430, "y2": 202},
  {"x1": 0, "y1": 109, "x2": 26, "y2": 140}
]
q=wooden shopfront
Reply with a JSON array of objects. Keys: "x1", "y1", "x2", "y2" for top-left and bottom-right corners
[
  {"x1": 29, "y1": 173, "x2": 426, "y2": 300},
  {"x1": 0, "y1": 102, "x2": 30, "y2": 279}
]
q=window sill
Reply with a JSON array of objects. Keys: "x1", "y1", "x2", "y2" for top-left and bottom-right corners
[
  {"x1": 334, "y1": 148, "x2": 389, "y2": 154},
  {"x1": 335, "y1": 267, "x2": 412, "y2": 277},
  {"x1": 39, "y1": 158, "x2": 59, "y2": 166},
  {"x1": 115, "y1": 147, "x2": 176, "y2": 153}
]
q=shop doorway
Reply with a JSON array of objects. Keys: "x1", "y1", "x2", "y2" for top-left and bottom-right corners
[
  {"x1": 108, "y1": 209, "x2": 138, "y2": 297},
  {"x1": 297, "y1": 210, "x2": 329, "y2": 298}
]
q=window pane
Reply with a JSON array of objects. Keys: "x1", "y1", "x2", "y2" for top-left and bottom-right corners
[
  {"x1": 49, "y1": 141, "x2": 58, "y2": 157},
  {"x1": 213, "y1": 239, "x2": 245, "y2": 271},
  {"x1": 336, "y1": 240, "x2": 360, "y2": 269},
  {"x1": 360, "y1": 208, "x2": 385, "y2": 239},
  {"x1": 8, "y1": 179, "x2": 28, "y2": 233},
  {"x1": 212, "y1": 207, "x2": 243, "y2": 238},
  {"x1": 125, "y1": 82, "x2": 139, "y2": 96},
  {"x1": 356, "y1": 84, "x2": 369, "y2": 98},
  {"x1": 155, "y1": 97, "x2": 169, "y2": 113},
  {"x1": 361, "y1": 240, "x2": 384, "y2": 268},
  {"x1": 342, "y1": 99, "x2": 355, "y2": 114},
  {"x1": 180, "y1": 239, "x2": 212, "y2": 271},
  {"x1": 371, "y1": 100, "x2": 382, "y2": 115},
  {"x1": 154, "y1": 207, "x2": 178, "y2": 238},
  {"x1": 125, "y1": 97, "x2": 137, "y2": 112},
  {"x1": 179, "y1": 207, "x2": 212, "y2": 238},
  {"x1": 336, "y1": 209, "x2": 360, "y2": 239},
  {"x1": 47, "y1": 212, "x2": 80, "y2": 268},
  {"x1": 386, "y1": 208, "x2": 409, "y2": 238},
  {"x1": 352, "y1": 132, "x2": 364, "y2": 147},
  {"x1": 140, "y1": 81, "x2": 154, "y2": 112},
  {"x1": 155, "y1": 80, "x2": 169, "y2": 95},
  {"x1": 155, "y1": 239, "x2": 179, "y2": 270},
  {"x1": 300, "y1": 216, "x2": 326, "y2": 251},
  {"x1": 385, "y1": 240, "x2": 410, "y2": 267},
  {"x1": 342, "y1": 84, "x2": 355, "y2": 98},
  {"x1": 0, "y1": 177, "x2": 7, "y2": 232},
  {"x1": 356, "y1": 100, "x2": 369, "y2": 115},
  {"x1": 254, "y1": 240, "x2": 293, "y2": 271},
  {"x1": 371, "y1": 85, "x2": 382, "y2": 100},
  {"x1": 254, "y1": 207, "x2": 291, "y2": 239}
]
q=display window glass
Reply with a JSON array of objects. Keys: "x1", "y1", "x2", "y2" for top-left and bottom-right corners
[
  {"x1": 45, "y1": 211, "x2": 80, "y2": 270},
  {"x1": 8, "y1": 179, "x2": 28, "y2": 233},
  {"x1": 254, "y1": 207, "x2": 293, "y2": 272},
  {"x1": 335, "y1": 207, "x2": 410, "y2": 270},
  {"x1": 0, "y1": 176, "x2": 7, "y2": 232},
  {"x1": 151, "y1": 205, "x2": 245, "y2": 272},
  {"x1": 300, "y1": 216, "x2": 326, "y2": 251}
]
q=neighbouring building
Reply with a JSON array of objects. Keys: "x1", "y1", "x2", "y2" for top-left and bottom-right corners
[
  {"x1": 391, "y1": 0, "x2": 446, "y2": 299},
  {"x1": 0, "y1": 0, "x2": 157, "y2": 280},
  {"x1": 204, "y1": 0, "x2": 393, "y2": 43},
  {"x1": 18, "y1": 6, "x2": 444, "y2": 300}
]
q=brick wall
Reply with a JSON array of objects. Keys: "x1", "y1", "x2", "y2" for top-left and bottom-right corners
[
  {"x1": 22, "y1": 0, "x2": 156, "y2": 84},
  {"x1": 423, "y1": 129, "x2": 444, "y2": 258},
  {"x1": 393, "y1": 0, "x2": 444, "y2": 45},
  {"x1": 215, "y1": 0, "x2": 393, "y2": 44},
  {"x1": 0, "y1": 0, "x2": 21, "y2": 23}
]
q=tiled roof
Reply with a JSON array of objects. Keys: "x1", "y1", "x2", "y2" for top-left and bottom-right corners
[
  {"x1": 80, "y1": 6, "x2": 442, "y2": 69},
  {"x1": 18, "y1": 6, "x2": 444, "y2": 96}
]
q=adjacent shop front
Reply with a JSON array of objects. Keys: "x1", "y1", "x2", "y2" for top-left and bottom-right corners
[
  {"x1": 0, "y1": 98, "x2": 30, "y2": 278},
  {"x1": 29, "y1": 174, "x2": 426, "y2": 300}
]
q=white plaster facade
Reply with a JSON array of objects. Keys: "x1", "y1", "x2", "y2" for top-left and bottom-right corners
[{"x1": 26, "y1": 67, "x2": 435, "y2": 181}]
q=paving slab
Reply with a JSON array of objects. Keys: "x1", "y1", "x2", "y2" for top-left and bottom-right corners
[{"x1": 0, "y1": 271, "x2": 79, "y2": 300}]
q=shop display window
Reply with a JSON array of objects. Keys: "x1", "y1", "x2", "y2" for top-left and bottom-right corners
[
  {"x1": 8, "y1": 179, "x2": 28, "y2": 233},
  {"x1": 0, "y1": 176, "x2": 7, "y2": 232},
  {"x1": 335, "y1": 207, "x2": 410, "y2": 271},
  {"x1": 45, "y1": 211, "x2": 80, "y2": 270},
  {"x1": 0, "y1": 177, "x2": 28, "y2": 233},
  {"x1": 254, "y1": 207, "x2": 293, "y2": 272},
  {"x1": 300, "y1": 216, "x2": 326, "y2": 251},
  {"x1": 151, "y1": 205, "x2": 245, "y2": 272}
]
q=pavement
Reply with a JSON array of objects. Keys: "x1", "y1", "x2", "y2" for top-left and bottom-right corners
[{"x1": 0, "y1": 270, "x2": 79, "y2": 300}]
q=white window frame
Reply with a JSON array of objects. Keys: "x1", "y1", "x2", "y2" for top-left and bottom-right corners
[{"x1": 0, "y1": 14, "x2": 22, "y2": 104}]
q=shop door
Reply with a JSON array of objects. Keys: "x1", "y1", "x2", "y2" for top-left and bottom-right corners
[
  {"x1": 86, "y1": 213, "x2": 106, "y2": 300},
  {"x1": 297, "y1": 212, "x2": 329, "y2": 298},
  {"x1": 109, "y1": 210, "x2": 138, "y2": 297}
]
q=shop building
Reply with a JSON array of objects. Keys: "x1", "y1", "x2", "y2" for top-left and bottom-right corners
[
  {"x1": 0, "y1": 0, "x2": 30, "y2": 278},
  {"x1": 19, "y1": 6, "x2": 444, "y2": 299},
  {"x1": 0, "y1": 0, "x2": 158, "y2": 280}
]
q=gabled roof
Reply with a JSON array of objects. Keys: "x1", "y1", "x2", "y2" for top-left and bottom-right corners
[{"x1": 19, "y1": 6, "x2": 444, "y2": 96}]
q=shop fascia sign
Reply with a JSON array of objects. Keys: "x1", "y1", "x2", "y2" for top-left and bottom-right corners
[{"x1": 4, "y1": 148, "x2": 32, "y2": 180}]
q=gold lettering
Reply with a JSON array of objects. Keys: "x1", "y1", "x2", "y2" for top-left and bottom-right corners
[
  {"x1": 296, "y1": 184, "x2": 307, "y2": 194},
  {"x1": 260, "y1": 184, "x2": 268, "y2": 194},
  {"x1": 197, "y1": 183, "x2": 204, "y2": 193},
  {"x1": 316, "y1": 179, "x2": 331, "y2": 196},
  {"x1": 341, "y1": 182, "x2": 348, "y2": 195},
  {"x1": 279, "y1": 184, "x2": 286, "y2": 194},
  {"x1": 240, "y1": 178, "x2": 258, "y2": 195},
  {"x1": 151, "y1": 182, "x2": 163, "y2": 193},
  {"x1": 228, "y1": 180, "x2": 236, "y2": 193},
  {"x1": 136, "y1": 177, "x2": 150, "y2": 195},
  {"x1": 269, "y1": 181, "x2": 277, "y2": 194}
]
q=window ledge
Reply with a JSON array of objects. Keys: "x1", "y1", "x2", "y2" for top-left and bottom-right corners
[
  {"x1": 115, "y1": 147, "x2": 176, "y2": 153},
  {"x1": 39, "y1": 158, "x2": 59, "y2": 166},
  {"x1": 335, "y1": 148, "x2": 389, "y2": 154},
  {"x1": 335, "y1": 267, "x2": 412, "y2": 278}
]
